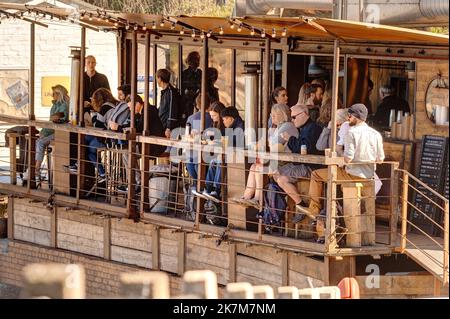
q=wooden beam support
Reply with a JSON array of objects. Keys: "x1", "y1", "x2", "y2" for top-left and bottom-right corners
[
  {"x1": 177, "y1": 232, "x2": 186, "y2": 276},
  {"x1": 389, "y1": 163, "x2": 400, "y2": 247},
  {"x1": 50, "y1": 206, "x2": 57, "y2": 248},
  {"x1": 229, "y1": 243, "x2": 237, "y2": 282},
  {"x1": 7, "y1": 196, "x2": 14, "y2": 240},
  {"x1": 330, "y1": 39, "x2": 340, "y2": 153},
  {"x1": 281, "y1": 251, "x2": 289, "y2": 286},
  {"x1": 9, "y1": 135, "x2": 17, "y2": 185},
  {"x1": 325, "y1": 165, "x2": 338, "y2": 253},
  {"x1": 103, "y1": 216, "x2": 111, "y2": 260},
  {"x1": 152, "y1": 225, "x2": 161, "y2": 270}
]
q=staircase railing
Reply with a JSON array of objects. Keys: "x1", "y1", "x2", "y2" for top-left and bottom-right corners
[{"x1": 396, "y1": 168, "x2": 448, "y2": 286}]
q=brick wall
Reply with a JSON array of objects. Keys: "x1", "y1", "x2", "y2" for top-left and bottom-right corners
[
  {"x1": 0, "y1": 19, "x2": 118, "y2": 120},
  {"x1": 0, "y1": 240, "x2": 184, "y2": 298}
]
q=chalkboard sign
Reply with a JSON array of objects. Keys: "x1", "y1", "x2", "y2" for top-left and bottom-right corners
[{"x1": 410, "y1": 135, "x2": 449, "y2": 237}]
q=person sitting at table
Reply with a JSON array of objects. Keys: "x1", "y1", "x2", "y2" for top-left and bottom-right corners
[
  {"x1": 72, "y1": 88, "x2": 117, "y2": 182},
  {"x1": 117, "y1": 84, "x2": 131, "y2": 102},
  {"x1": 32, "y1": 85, "x2": 69, "y2": 180},
  {"x1": 232, "y1": 103, "x2": 298, "y2": 208},
  {"x1": 110, "y1": 94, "x2": 166, "y2": 193},
  {"x1": 272, "y1": 104, "x2": 323, "y2": 223},
  {"x1": 191, "y1": 101, "x2": 226, "y2": 202}
]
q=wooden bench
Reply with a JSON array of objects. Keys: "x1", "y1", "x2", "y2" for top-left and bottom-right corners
[{"x1": 341, "y1": 181, "x2": 376, "y2": 247}]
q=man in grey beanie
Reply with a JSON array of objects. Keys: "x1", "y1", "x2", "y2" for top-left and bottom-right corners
[{"x1": 297, "y1": 103, "x2": 385, "y2": 226}]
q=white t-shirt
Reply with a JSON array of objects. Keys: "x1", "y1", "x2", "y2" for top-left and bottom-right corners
[{"x1": 337, "y1": 121, "x2": 350, "y2": 146}]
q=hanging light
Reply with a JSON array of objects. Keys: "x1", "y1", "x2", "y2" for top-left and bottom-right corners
[
  {"x1": 271, "y1": 28, "x2": 276, "y2": 38},
  {"x1": 207, "y1": 30, "x2": 212, "y2": 37},
  {"x1": 179, "y1": 27, "x2": 185, "y2": 35},
  {"x1": 191, "y1": 30, "x2": 196, "y2": 38},
  {"x1": 114, "y1": 21, "x2": 119, "y2": 27},
  {"x1": 170, "y1": 22, "x2": 176, "y2": 30},
  {"x1": 237, "y1": 24, "x2": 242, "y2": 32},
  {"x1": 308, "y1": 56, "x2": 326, "y2": 77},
  {"x1": 219, "y1": 26, "x2": 224, "y2": 35},
  {"x1": 88, "y1": 14, "x2": 93, "y2": 21},
  {"x1": 250, "y1": 28, "x2": 255, "y2": 36},
  {"x1": 281, "y1": 28, "x2": 287, "y2": 37},
  {"x1": 142, "y1": 22, "x2": 147, "y2": 31},
  {"x1": 125, "y1": 23, "x2": 130, "y2": 30},
  {"x1": 200, "y1": 32, "x2": 205, "y2": 39},
  {"x1": 134, "y1": 24, "x2": 139, "y2": 31},
  {"x1": 159, "y1": 20, "x2": 164, "y2": 27},
  {"x1": 261, "y1": 28, "x2": 266, "y2": 38},
  {"x1": 229, "y1": 22, "x2": 235, "y2": 29},
  {"x1": 152, "y1": 21, "x2": 156, "y2": 29}
]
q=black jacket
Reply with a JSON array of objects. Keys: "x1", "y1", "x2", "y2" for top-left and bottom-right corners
[
  {"x1": 287, "y1": 118, "x2": 323, "y2": 155},
  {"x1": 83, "y1": 71, "x2": 110, "y2": 103},
  {"x1": 158, "y1": 84, "x2": 182, "y2": 130},
  {"x1": 137, "y1": 104, "x2": 166, "y2": 157},
  {"x1": 373, "y1": 95, "x2": 410, "y2": 130}
]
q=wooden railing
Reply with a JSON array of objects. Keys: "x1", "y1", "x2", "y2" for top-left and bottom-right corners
[{"x1": 397, "y1": 168, "x2": 449, "y2": 285}]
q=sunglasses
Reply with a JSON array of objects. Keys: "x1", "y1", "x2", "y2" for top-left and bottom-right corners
[{"x1": 291, "y1": 111, "x2": 305, "y2": 120}]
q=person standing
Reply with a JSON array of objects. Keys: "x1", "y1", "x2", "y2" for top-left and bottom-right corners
[
  {"x1": 373, "y1": 85, "x2": 410, "y2": 130},
  {"x1": 83, "y1": 55, "x2": 110, "y2": 112},
  {"x1": 156, "y1": 68, "x2": 182, "y2": 138},
  {"x1": 181, "y1": 51, "x2": 202, "y2": 125}
]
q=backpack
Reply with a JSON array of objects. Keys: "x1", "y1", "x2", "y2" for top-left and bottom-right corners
[{"x1": 260, "y1": 181, "x2": 287, "y2": 231}]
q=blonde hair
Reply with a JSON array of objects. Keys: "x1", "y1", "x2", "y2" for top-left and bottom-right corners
[
  {"x1": 297, "y1": 83, "x2": 311, "y2": 105},
  {"x1": 271, "y1": 103, "x2": 291, "y2": 124},
  {"x1": 51, "y1": 85, "x2": 69, "y2": 105}
]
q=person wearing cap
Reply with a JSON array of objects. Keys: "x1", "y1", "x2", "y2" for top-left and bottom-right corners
[{"x1": 297, "y1": 103, "x2": 385, "y2": 220}]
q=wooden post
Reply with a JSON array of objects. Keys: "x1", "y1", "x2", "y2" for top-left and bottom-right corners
[
  {"x1": 127, "y1": 30, "x2": 138, "y2": 219},
  {"x1": 152, "y1": 225, "x2": 160, "y2": 270},
  {"x1": 229, "y1": 243, "x2": 237, "y2": 282},
  {"x1": 231, "y1": 49, "x2": 236, "y2": 107},
  {"x1": 195, "y1": 36, "x2": 209, "y2": 229},
  {"x1": 342, "y1": 182, "x2": 363, "y2": 247},
  {"x1": 330, "y1": 40, "x2": 340, "y2": 153},
  {"x1": 76, "y1": 27, "x2": 86, "y2": 201},
  {"x1": 325, "y1": 165, "x2": 338, "y2": 252},
  {"x1": 262, "y1": 37, "x2": 270, "y2": 134},
  {"x1": 141, "y1": 32, "x2": 151, "y2": 214},
  {"x1": 177, "y1": 232, "x2": 186, "y2": 276},
  {"x1": 444, "y1": 201, "x2": 449, "y2": 285},
  {"x1": 103, "y1": 217, "x2": 111, "y2": 260},
  {"x1": 50, "y1": 206, "x2": 57, "y2": 248},
  {"x1": 281, "y1": 251, "x2": 289, "y2": 286},
  {"x1": 9, "y1": 135, "x2": 17, "y2": 184},
  {"x1": 28, "y1": 23, "x2": 36, "y2": 190},
  {"x1": 389, "y1": 163, "x2": 399, "y2": 246},
  {"x1": 400, "y1": 171, "x2": 409, "y2": 252},
  {"x1": 7, "y1": 196, "x2": 14, "y2": 240}
]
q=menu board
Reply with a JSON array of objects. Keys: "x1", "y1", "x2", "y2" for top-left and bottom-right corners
[{"x1": 410, "y1": 135, "x2": 449, "y2": 237}]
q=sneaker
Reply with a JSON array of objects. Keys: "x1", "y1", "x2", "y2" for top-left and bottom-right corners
[
  {"x1": 292, "y1": 213, "x2": 306, "y2": 224},
  {"x1": 97, "y1": 174, "x2": 106, "y2": 184},
  {"x1": 68, "y1": 163, "x2": 78, "y2": 173},
  {"x1": 191, "y1": 189, "x2": 208, "y2": 199},
  {"x1": 117, "y1": 184, "x2": 128, "y2": 193},
  {"x1": 202, "y1": 190, "x2": 220, "y2": 203},
  {"x1": 295, "y1": 203, "x2": 317, "y2": 220}
]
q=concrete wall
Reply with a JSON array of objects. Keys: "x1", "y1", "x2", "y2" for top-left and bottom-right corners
[{"x1": 0, "y1": 19, "x2": 118, "y2": 120}]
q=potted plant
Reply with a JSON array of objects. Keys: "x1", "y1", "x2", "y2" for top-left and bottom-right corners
[{"x1": 0, "y1": 198, "x2": 7, "y2": 238}]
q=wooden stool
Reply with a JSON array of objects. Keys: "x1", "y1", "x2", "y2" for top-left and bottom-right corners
[{"x1": 341, "y1": 181, "x2": 376, "y2": 247}]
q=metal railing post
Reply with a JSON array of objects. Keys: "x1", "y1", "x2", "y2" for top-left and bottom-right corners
[
  {"x1": 444, "y1": 201, "x2": 449, "y2": 285},
  {"x1": 400, "y1": 171, "x2": 409, "y2": 252}
]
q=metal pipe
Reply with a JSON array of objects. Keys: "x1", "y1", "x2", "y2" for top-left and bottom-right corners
[
  {"x1": 29, "y1": 23, "x2": 35, "y2": 121},
  {"x1": 262, "y1": 38, "x2": 270, "y2": 133}
]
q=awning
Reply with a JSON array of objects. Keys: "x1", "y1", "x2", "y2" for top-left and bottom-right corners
[{"x1": 0, "y1": 2, "x2": 448, "y2": 46}]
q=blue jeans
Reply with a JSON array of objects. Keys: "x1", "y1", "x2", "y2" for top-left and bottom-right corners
[
  {"x1": 186, "y1": 162, "x2": 198, "y2": 187},
  {"x1": 205, "y1": 159, "x2": 221, "y2": 194},
  {"x1": 85, "y1": 135, "x2": 105, "y2": 176}
]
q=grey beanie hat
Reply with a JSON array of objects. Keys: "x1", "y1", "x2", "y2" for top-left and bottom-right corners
[{"x1": 348, "y1": 103, "x2": 368, "y2": 121}]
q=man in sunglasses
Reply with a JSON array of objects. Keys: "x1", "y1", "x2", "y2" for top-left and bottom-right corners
[
  {"x1": 273, "y1": 104, "x2": 323, "y2": 223},
  {"x1": 297, "y1": 103, "x2": 385, "y2": 220}
]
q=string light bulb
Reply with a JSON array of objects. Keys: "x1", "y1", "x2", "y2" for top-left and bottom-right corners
[
  {"x1": 88, "y1": 14, "x2": 93, "y2": 21},
  {"x1": 261, "y1": 28, "x2": 266, "y2": 38},
  {"x1": 159, "y1": 20, "x2": 164, "y2": 27},
  {"x1": 281, "y1": 28, "x2": 287, "y2": 37},
  {"x1": 207, "y1": 30, "x2": 212, "y2": 37},
  {"x1": 250, "y1": 28, "x2": 255, "y2": 36},
  {"x1": 152, "y1": 21, "x2": 156, "y2": 29},
  {"x1": 179, "y1": 28, "x2": 185, "y2": 35},
  {"x1": 114, "y1": 21, "x2": 119, "y2": 27},
  {"x1": 219, "y1": 26, "x2": 224, "y2": 35},
  {"x1": 200, "y1": 32, "x2": 205, "y2": 39},
  {"x1": 230, "y1": 22, "x2": 235, "y2": 29},
  {"x1": 125, "y1": 23, "x2": 130, "y2": 30},
  {"x1": 191, "y1": 30, "x2": 196, "y2": 38},
  {"x1": 170, "y1": 22, "x2": 176, "y2": 30},
  {"x1": 134, "y1": 24, "x2": 138, "y2": 31},
  {"x1": 237, "y1": 24, "x2": 242, "y2": 32},
  {"x1": 142, "y1": 22, "x2": 147, "y2": 31},
  {"x1": 271, "y1": 28, "x2": 276, "y2": 38}
]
